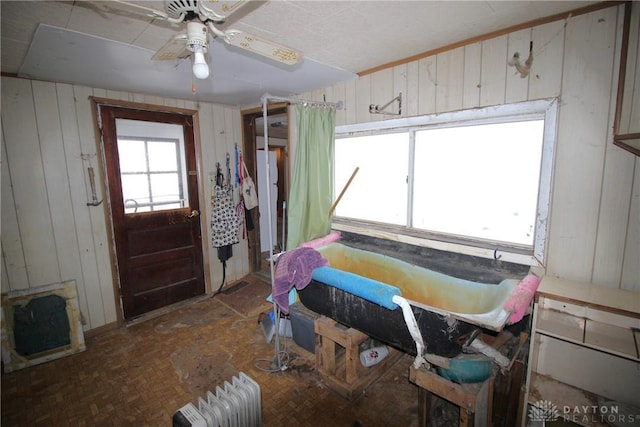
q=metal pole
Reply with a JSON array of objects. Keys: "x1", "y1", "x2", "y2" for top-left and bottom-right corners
[
  {"x1": 260, "y1": 93, "x2": 343, "y2": 371},
  {"x1": 262, "y1": 94, "x2": 283, "y2": 370}
]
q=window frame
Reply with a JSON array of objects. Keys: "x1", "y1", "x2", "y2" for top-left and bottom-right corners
[
  {"x1": 333, "y1": 98, "x2": 558, "y2": 266},
  {"x1": 117, "y1": 135, "x2": 187, "y2": 213}
]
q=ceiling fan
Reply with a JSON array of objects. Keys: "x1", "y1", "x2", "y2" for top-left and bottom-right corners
[{"x1": 113, "y1": 0, "x2": 303, "y2": 79}]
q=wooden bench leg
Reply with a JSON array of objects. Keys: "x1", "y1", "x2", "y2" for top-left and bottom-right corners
[
  {"x1": 410, "y1": 365, "x2": 493, "y2": 427},
  {"x1": 418, "y1": 387, "x2": 431, "y2": 427},
  {"x1": 460, "y1": 408, "x2": 473, "y2": 427}
]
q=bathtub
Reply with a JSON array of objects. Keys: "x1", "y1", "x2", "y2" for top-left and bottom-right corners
[{"x1": 297, "y1": 243, "x2": 520, "y2": 358}]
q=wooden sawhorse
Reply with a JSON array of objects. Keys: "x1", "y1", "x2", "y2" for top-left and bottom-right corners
[{"x1": 314, "y1": 316, "x2": 402, "y2": 400}]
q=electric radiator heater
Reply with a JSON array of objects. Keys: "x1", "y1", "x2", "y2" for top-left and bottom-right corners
[{"x1": 172, "y1": 372, "x2": 261, "y2": 427}]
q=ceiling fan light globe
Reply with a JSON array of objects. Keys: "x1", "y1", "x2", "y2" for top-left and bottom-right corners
[
  {"x1": 193, "y1": 64, "x2": 209, "y2": 79},
  {"x1": 192, "y1": 48, "x2": 210, "y2": 79},
  {"x1": 192, "y1": 62, "x2": 209, "y2": 79}
]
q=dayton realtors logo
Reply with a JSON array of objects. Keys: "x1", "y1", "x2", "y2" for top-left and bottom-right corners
[
  {"x1": 528, "y1": 400, "x2": 559, "y2": 422},
  {"x1": 529, "y1": 400, "x2": 640, "y2": 424}
]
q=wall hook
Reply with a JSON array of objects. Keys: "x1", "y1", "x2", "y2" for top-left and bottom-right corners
[{"x1": 369, "y1": 93, "x2": 402, "y2": 115}]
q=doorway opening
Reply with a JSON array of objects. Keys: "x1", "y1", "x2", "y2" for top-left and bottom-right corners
[{"x1": 241, "y1": 104, "x2": 289, "y2": 277}]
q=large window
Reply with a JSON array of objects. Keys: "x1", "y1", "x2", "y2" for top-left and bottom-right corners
[{"x1": 334, "y1": 100, "x2": 557, "y2": 264}]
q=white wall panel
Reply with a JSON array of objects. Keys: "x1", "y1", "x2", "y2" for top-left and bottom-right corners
[
  {"x1": 55, "y1": 82, "x2": 96, "y2": 329},
  {"x1": 344, "y1": 79, "x2": 357, "y2": 125},
  {"x1": 392, "y1": 64, "x2": 408, "y2": 119},
  {"x1": 479, "y1": 34, "x2": 508, "y2": 107},
  {"x1": 75, "y1": 85, "x2": 111, "y2": 327},
  {"x1": 222, "y1": 106, "x2": 246, "y2": 284},
  {"x1": 331, "y1": 82, "x2": 347, "y2": 126},
  {"x1": 436, "y1": 47, "x2": 464, "y2": 113},
  {"x1": 462, "y1": 42, "x2": 482, "y2": 109},
  {"x1": 405, "y1": 61, "x2": 420, "y2": 117},
  {"x1": 529, "y1": 20, "x2": 566, "y2": 100},
  {"x1": 592, "y1": 7, "x2": 637, "y2": 289},
  {"x1": 546, "y1": 8, "x2": 618, "y2": 282},
  {"x1": 32, "y1": 80, "x2": 96, "y2": 329},
  {"x1": 33, "y1": 82, "x2": 82, "y2": 286},
  {"x1": 230, "y1": 108, "x2": 248, "y2": 278},
  {"x1": 370, "y1": 67, "x2": 394, "y2": 120},
  {"x1": 1, "y1": 134, "x2": 28, "y2": 291},
  {"x1": 595, "y1": 140, "x2": 637, "y2": 288},
  {"x1": 417, "y1": 56, "x2": 437, "y2": 115},
  {"x1": 1, "y1": 78, "x2": 60, "y2": 287},
  {"x1": 355, "y1": 74, "x2": 371, "y2": 124},
  {"x1": 197, "y1": 102, "x2": 217, "y2": 293},
  {"x1": 202, "y1": 103, "x2": 225, "y2": 291},
  {"x1": 198, "y1": 102, "x2": 247, "y2": 291},
  {"x1": 104, "y1": 90, "x2": 129, "y2": 102}
]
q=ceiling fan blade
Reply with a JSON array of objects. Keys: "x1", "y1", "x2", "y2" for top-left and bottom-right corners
[
  {"x1": 222, "y1": 30, "x2": 302, "y2": 65},
  {"x1": 198, "y1": 1, "x2": 250, "y2": 22},
  {"x1": 152, "y1": 35, "x2": 190, "y2": 61},
  {"x1": 111, "y1": 0, "x2": 172, "y2": 21}
]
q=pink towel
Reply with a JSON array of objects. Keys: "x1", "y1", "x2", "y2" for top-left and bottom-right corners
[
  {"x1": 273, "y1": 247, "x2": 328, "y2": 314},
  {"x1": 299, "y1": 231, "x2": 341, "y2": 249},
  {"x1": 503, "y1": 274, "x2": 540, "y2": 324}
]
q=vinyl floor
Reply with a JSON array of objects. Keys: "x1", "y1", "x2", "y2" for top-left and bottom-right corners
[{"x1": 1, "y1": 274, "x2": 422, "y2": 426}]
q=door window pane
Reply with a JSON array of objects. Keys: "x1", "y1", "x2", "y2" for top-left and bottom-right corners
[
  {"x1": 118, "y1": 139, "x2": 146, "y2": 173},
  {"x1": 121, "y1": 174, "x2": 150, "y2": 206},
  {"x1": 148, "y1": 141, "x2": 178, "y2": 172},
  {"x1": 150, "y1": 173, "x2": 181, "y2": 204},
  {"x1": 116, "y1": 119, "x2": 188, "y2": 213}
]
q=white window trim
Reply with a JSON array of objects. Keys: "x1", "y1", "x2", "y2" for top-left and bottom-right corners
[{"x1": 334, "y1": 98, "x2": 558, "y2": 267}]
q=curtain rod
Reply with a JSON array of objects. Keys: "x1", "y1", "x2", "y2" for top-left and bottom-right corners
[{"x1": 260, "y1": 93, "x2": 344, "y2": 110}]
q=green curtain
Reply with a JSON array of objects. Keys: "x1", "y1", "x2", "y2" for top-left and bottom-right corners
[{"x1": 286, "y1": 104, "x2": 336, "y2": 249}]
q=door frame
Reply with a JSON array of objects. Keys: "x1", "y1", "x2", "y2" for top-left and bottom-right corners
[
  {"x1": 241, "y1": 103, "x2": 289, "y2": 272},
  {"x1": 90, "y1": 97, "x2": 209, "y2": 323}
]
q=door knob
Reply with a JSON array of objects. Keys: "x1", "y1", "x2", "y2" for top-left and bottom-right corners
[{"x1": 188, "y1": 209, "x2": 200, "y2": 218}]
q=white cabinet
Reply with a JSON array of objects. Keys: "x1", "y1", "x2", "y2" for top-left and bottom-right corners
[{"x1": 523, "y1": 277, "x2": 640, "y2": 427}]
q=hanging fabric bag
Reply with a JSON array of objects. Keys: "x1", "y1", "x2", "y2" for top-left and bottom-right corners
[
  {"x1": 211, "y1": 161, "x2": 240, "y2": 248},
  {"x1": 241, "y1": 161, "x2": 259, "y2": 210}
]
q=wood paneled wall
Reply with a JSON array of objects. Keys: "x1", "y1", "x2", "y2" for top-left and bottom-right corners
[
  {"x1": 1, "y1": 79, "x2": 248, "y2": 331},
  {"x1": 301, "y1": 4, "x2": 639, "y2": 291}
]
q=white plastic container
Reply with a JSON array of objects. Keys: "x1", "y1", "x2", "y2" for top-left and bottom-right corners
[{"x1": 360, "y1": 345, "x2": 389, "y2": 367}]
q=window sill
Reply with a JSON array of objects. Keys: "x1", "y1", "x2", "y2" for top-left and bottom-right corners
[{"x1": 331, "y1": 219, "x2": 541, "y2": 267}]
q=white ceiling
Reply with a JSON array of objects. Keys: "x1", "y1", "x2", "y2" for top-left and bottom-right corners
[{"x1": 1, "y1": 1, "x2": 596, "y2": 107}]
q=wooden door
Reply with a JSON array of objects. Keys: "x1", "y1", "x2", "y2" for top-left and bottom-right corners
[{"x1": 98, "y1": 105, "x2": 204, "y2": 319}]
